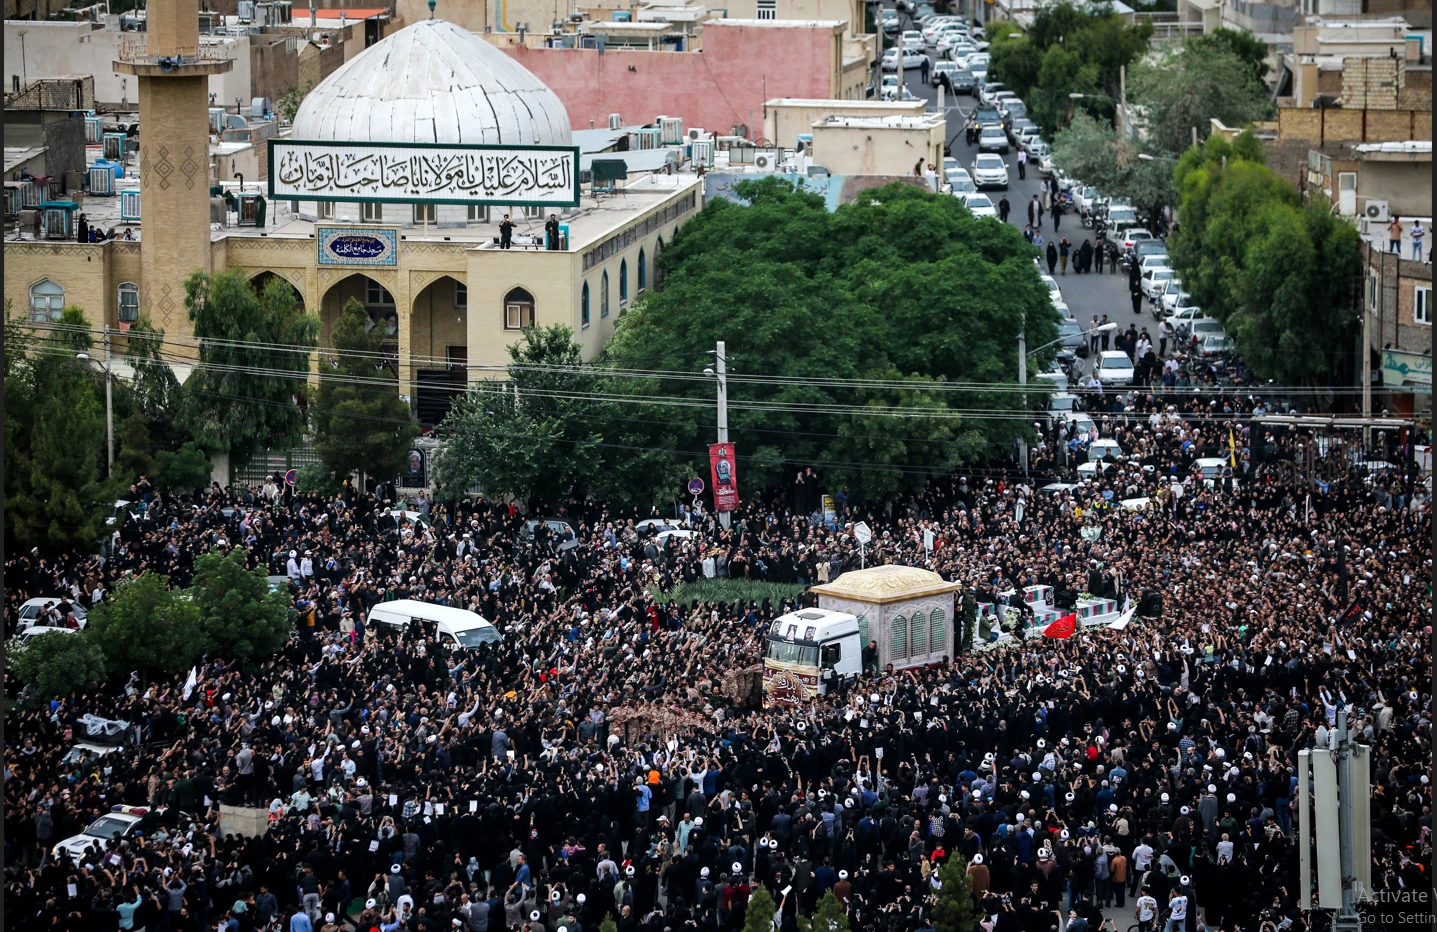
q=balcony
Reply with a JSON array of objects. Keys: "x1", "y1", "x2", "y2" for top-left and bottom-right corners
[{"x1": 114, "y1": 35, "x2": 235, "y2": 75}]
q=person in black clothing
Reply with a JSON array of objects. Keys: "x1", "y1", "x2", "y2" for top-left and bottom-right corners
[
  {"x1": 499, "y1": 214, "x2": 514, "y2": 249},
  {"x1": 545, "y1": 214, "x2": 562, "y2": 250},
  {"x1": 998, "y1": 195, "x2": 1011, "y2": 224}
]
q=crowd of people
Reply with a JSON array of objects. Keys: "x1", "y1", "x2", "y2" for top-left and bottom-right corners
[{"x1": 4, "y1": 393, "x2": 1432, "y2": 932}]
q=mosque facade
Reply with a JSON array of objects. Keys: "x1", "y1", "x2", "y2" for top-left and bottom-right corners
[{"x1": 3, "y1": 14, "x2": 701, "y2": 421}]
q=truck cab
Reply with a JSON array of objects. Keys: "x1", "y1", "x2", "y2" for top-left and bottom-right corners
[{"x1": 763, "y1": 608, "x2": 863, "y2": 706}]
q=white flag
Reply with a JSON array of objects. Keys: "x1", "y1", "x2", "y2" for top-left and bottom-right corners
[
  {"x1": 181, "y1": 666, "x2": 199, "y2": 701},
  {"x1": 1108, "y1": 604, "x2": 1136, "y2": 630}
]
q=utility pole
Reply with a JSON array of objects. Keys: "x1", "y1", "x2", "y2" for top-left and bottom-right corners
[
  {"x1": 104, "y1": 327, "x2": 114, "y2": 474},
  {"x1": 714, "y1": 340, "x2": 730, "y2": 530},
  {"x1": 1360, "y1": 308, "x2": 1372, "y2": 451},
  {"x1": 1017, "y1": 322, "x2": 1028, "y2": 478},
  {"x1": 1298, "y1": 707, "x2": 1370, "y2": 932}
]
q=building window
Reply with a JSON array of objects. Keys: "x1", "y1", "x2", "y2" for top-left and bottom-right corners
[
  {"x1": 317, "y1": 201, "x2": 335, "y2": 220},
  {"x1": 619, "y1": 259, "x2": 629, "y2": 305},
  {"x1": 756, "y1": 0, "x2": 776, "y2": 19},
  {"x1": 637, "y1": 248, "x2": 647, "y2": 291},
  {"x1": 601, "y1": 270, "x2": 610, "y2": 317},
  {"x1": 1369, "y1": 273, "x2": 1378, "y2": 311},
  {"x1": 504, "y1": 287, "x2": 535, "y2": 330},
  {"x1": 581, "y1": 282, "x2": 590, "y2": 329},
  {"x1": 29, "y1": 279, "x2": 65, "y2": 322},
  {"x1": 467, "y1": 204, "x2": 488, "y2": 223},
  {"x1": 1417, "y1": 286, "x2": 1432, "y2": 326},
  {"x1": 454, "y1": 281, "x2": 468, "y2": 308},
  {"x1": 890, "y1": 614, "x2": 908, "y2": 660},
  {"x1": 413, "y1": 203, "x2": 437, "y2": 225},
  {"x1": 366, "y1": 280, "x2": 395, "y2": 307},
  {"x1": 117, "y1": 282, "x2": 140, "y2": 322},
  {"x1": 653, "y1": 237, "x2": 665, "y2": 289},
  {"x1": 522, "y1": 205, "x2": 543, "y2": 220},
  {"x1": 361, "y1": 202, "x2": 384, "y2": 223}
]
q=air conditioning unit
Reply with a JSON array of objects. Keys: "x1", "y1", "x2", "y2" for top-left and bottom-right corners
[
  {"x1": 608, "y1": 113, "x2": 622, "y2": 130},
  {"x1": 752, "y1": 153, "x2": 775, "y2": 171},
  {"x1": 691, "y1": 139, "x2": 714, "y2": 168},
  {"x1": 88, "y1": 166, "x2": 115, "y2": 195},
  {"x1": 637, "y1": 127, "x2": 661, "y2": 150},
  {"x1": 1364, "y1": 200, "x2": 1391, "y2": 224},
  {"x1": 120, "y1": 189, "x2": 141, "y2": 222},
  {"x1": 687, "y1": 127, "x2": 705, "y2": 141},
  {"x1": 659, "y1": 116, "x2": 683, "y2": 145}
]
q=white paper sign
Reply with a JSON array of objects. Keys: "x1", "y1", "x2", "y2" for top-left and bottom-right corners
[
  {"x1": 470, "y1": 801, "x2": 479, "y2": 813},
  {"x1": 369, "y1": 840, "x2": 380, "y2": 853},
  {"x1": 389, "y1": 794, "x2": 399, "y2": 807},
  {"x1": 270, "y1": 140, "x2": 581, "y2": 207}
]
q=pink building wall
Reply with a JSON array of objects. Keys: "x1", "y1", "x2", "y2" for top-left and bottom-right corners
[{"x1": 503, "y1": 22, "x2": 841, "y2": 140}]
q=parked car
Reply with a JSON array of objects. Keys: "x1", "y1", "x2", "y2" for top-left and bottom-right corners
[
  {"x1": 1095, "y1": 350, "x2": 1135, "y2": 386},
  {"x1": 1197, "y1": 333, "x2": 1235, "y2": 357},
  {"x1": 17, "y1": 597, "x2": 88, "y2": 630},
  {"x1": 979, "y1": 81, "x2": 1006, "y2": 106},
  {"x1": 901, "y1": 30, "x2": 926, "y2": 50},
  {"x1": 1141, "y1": 267, "x2": 1175, "y2": 301},
  {"x1": 1126, "y1": 239, "x2": 1169, "y2": 271},
  {"x1": 959, "y1": 193, "x2": 999, "y2": 218},
  {"x1": 519, "y1": 517, "x2": 580, "y2": 551},
  {"x1": 977, "y1": 126, "x2": 1010, "y2": 154},
  {"x1": 1188, "y1": 318, "x2": 1227, "y2": 344},
  {"x1": 971, "y1": 153, "x2": 1009, "y2": 188},
  {"x1": 881, "y1": 10, "x2": 901, "y2": 32},
  {"x1": 1056, "y1": 318, "x2": 1084, "y2": 360},
  {"x1": 1121, "y1": 228, "x2": 1156, "y2": 253},
  {"x1": 1045, "y1": 392, "x2": 1082, "y2": 430},
  {"x1": 971, "y1": 104, "x2": 1003, "y2": 128},
  {"x1": 1011, "y1": 121, "x2": 1040, "y2": 149},
  {"x1": 882, "y1": 47, "x2": 927, "y2": 71},
  {"x1": 949, "y1": 175, "x2": 978, "y2": 195}
]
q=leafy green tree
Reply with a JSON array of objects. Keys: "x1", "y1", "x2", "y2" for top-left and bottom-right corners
[
  {"x1": 7, "y1": 631, "x2": 108, "y2": 707},
  {"x1": 152, "y1": 442, "x2": 214, "y2": 494},
  {"x1": 743, "y1": 885, "x2": 778, "y2": 932},
  {"x1": 797, "y1": 890, "x2": 852, "y2": 932},
  {"x1": 1050, "y1": 113, "x2": 1175, "y2": 218},
  {"x1": 311, "y1": 297, "x2": 418, "y2": 484},
  {"x1": 183, "y1": 269, "x2": 319, "y2": 468},
  {"x1": 116, "y1": 411, "x2": 155, "y2": 480},
  {"x1": 932, "y1": 854, "x2": 977, "y2": 932},
  {"x1": 598, "y1": 916, "x2": 618, "y2": 932},
  {"x1": 7, "y1": 307, "x2": 120, "y2": 552},
  {"x1": 295, "y1": 462, "x2": 345, "y2": 497},
  {"x1": 1169, "y1": 133, "x2": 1361, "y2": 384},
  {"x1": 190, "y1": 548, "x2": 293, "y2": 662},
  {"x1": 432, "y1": 324, "x2": 606, "y2": 508},
  {"x1": 1189, "y1": 27, "x2": 1271, "y2": 82},
  {"x1": 601, "y1": 179, "x2": 1052, "y2": 504},
  {"x1": 88, "y1": 572, "x2": 205, "y2": 680},
  {"x1": 124, "y1": 314, "x2": 188, "y2": 450},
  {"x1": 1128, "y1": 41, "x2": 1273, "y2": 159}
]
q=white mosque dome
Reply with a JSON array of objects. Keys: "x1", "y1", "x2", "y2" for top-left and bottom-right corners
[{"x1": 290, "y1": 19, "x2": 572, "y2": 147}]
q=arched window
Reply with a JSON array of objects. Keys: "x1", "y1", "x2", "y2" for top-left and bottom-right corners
[
  {"x1": 856, "y1": 613, "x2": 870, "y2": 648},
  {"x1": 619, "y1": 259, "x2": 628, "y2": 304},
  {"x1": 580, "y1": 282, "x2": 590, "y2": 328},
  {"x1": 637, "y1": 248, "x2": 647, "y2": 291},
  {"x1": 910, "y1": 610, "x2": 928, "y2": 658},
  {"x1": 890, "y1": 614, "x2": 908, "y2": 660},
  {"x1": 653, "y1": 237, "x2": 665, "y2": 289},
  {"x1": 29, "y1": 278, "x2": 65, "y2": 322},
  {"x1": 928, "y1": 608, "x2": 947, "y2": 653},
  {"x1": 504, "y1": 287, "x2": 535, "y2": 330},
  {"x1": 117, "y1": 282, "x2": 140, "y2": 322},
  {"x1": 601, "y1": 270, "x2": 610, "y2": 317}
]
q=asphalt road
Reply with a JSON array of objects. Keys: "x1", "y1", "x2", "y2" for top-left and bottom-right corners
[{"x1": 877, "y1": 12, "x2": 1158, "y2": 381}]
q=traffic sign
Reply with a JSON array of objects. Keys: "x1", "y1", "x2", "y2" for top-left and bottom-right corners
[
  {"x1": 284, "y1": 468, "x2": 298, "y2": 487},
  {"x1": 687, "y1": 477, "x2": 705, "y2": 495}
]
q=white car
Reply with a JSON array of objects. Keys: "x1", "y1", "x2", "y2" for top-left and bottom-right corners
[
  {"x1": 656, "y1": 528, "x2": 698, "y2": 545},
  {"x1": 971, "y1": 153, "x2": 1009, "y2": 188},
  {"x1": 53, "y1": 807, "x2": 153, "y2": 861},
  {"x1": 634, "y1": 518, "x2": 679, "y2": 532},
  {"x1": 1095, "y1": 350, "x2": 1135, "y2": 386},
  {"x1": 1087, "y1": 438, "x2": 1123, "y2": 462},
  {"x1": 1040, "y1": 274, "x2": 1062, "y2": 302},
  {"x1": 15, "y1": 625, "x2": 79, "y2": 644},
  {"x1": 1161, "y1": 289, "x2": 1197, "y2": 318},
  {"x1": 901, "y1": 30, "x2": 925, "y2": 50},
  {"x1": 979, "y1": 81, "x2": 1005, "y2": 106},
  {"x1": 880, "y1": 74, "x2": 900, "y2": 96},
  {"x1": 977, "y1": 126, "x2": 1010, "y2": 154},
  {"x1": 882, "y1": 48, "x2": 927, "y2": 72},
  {"x1": 959, "y1": 193, "x2": 998, "y2": 218},
  {"x1": 17, "y1": 597, "x2": 88, "y2": 630},
  {"x1": 1141, "y1": 267, "x2": 1175, "y2": 301},
  {"x1": 949, "y1": 174, "x2": 977, "y2": 195}
]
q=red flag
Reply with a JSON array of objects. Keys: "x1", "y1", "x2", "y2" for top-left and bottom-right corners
[{"x1": 1042, "y1": 613, "x2": 1078, "y2": 639}]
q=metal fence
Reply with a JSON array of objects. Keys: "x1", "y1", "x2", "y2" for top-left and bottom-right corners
[{"x1": 231, "y1": 442, "x2": 324, "y2": 489}]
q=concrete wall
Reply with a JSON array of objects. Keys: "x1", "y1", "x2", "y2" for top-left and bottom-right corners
[
  {"x1": 1277, "y1": 106, "x2": 1433, "y2": 144},
  {"x1": 1359, "y1": 160, "x2": 1432, "y2": 219},
  {"x1": 250, "y1": 34, "x2": 302, "y2": 105},
  {"x1": 503, "y1": 21, "x2": 842, "y2": 135},
  {"x1": 2, "y1": 21, "x2": 251, "y2": 107},
  {"x1": 43, "y1": 114, "x2": 88, "y2": 181},
  {"x1": 764, "y1": 99, "x2": 925, "y2": 147},
  {"x1": 1365, "y1": 243, "x2": 1432, "y2": 358},
  {"x1": 810, "y1": 120, "x2": 945, "y2": 176}
]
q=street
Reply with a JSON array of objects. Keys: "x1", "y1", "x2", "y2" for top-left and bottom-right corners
[{"x1": 878, "y1": 8, "x2": 1154, "y2": 380}]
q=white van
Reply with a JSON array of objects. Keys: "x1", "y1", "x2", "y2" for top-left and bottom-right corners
[{"x1": 367, "y1": 600, "x2": 502, "y2": 650}]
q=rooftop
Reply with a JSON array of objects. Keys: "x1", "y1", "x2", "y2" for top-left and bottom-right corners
[
  {"x1": 766, "y1": 97, "x2": 926, "y2": 109},
  {"x1": 1353, "y1": 140, "x2": 1432, "y2": 156},
  {"x1": 5, "y1": 146, "x2": 48, "y2": 174},
  {"x1": 710, "y1": 18, "x2": 847, "y2": 28},
  {"x1": 814, "y1": 114, "x2": 944, "y2": 129},
  {"x1": 811, "y1": 565, "x2": 960, "y2": 603}
]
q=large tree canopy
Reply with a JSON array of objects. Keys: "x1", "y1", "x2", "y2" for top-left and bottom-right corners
[
  {"x1": 1169, "y1": 134, "x2": 1362, "y2": 384},
  {"x1": 594, "y1": 179, "x2": 1056, "y2": 503},
  {"x1": 183, "y1": 270, "x2": 319, "y2": 467}
]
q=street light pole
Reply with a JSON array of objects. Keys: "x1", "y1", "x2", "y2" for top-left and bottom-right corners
[
  {"x1": 714, "y1": 341, "x2": 730, "y2": 530},
  {"x1": 1017, "y1": 322, "x2": 1028, "y2": 478},
  {"x1": 104, "y1": 327, "x2": 114, "y2": 475}
]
